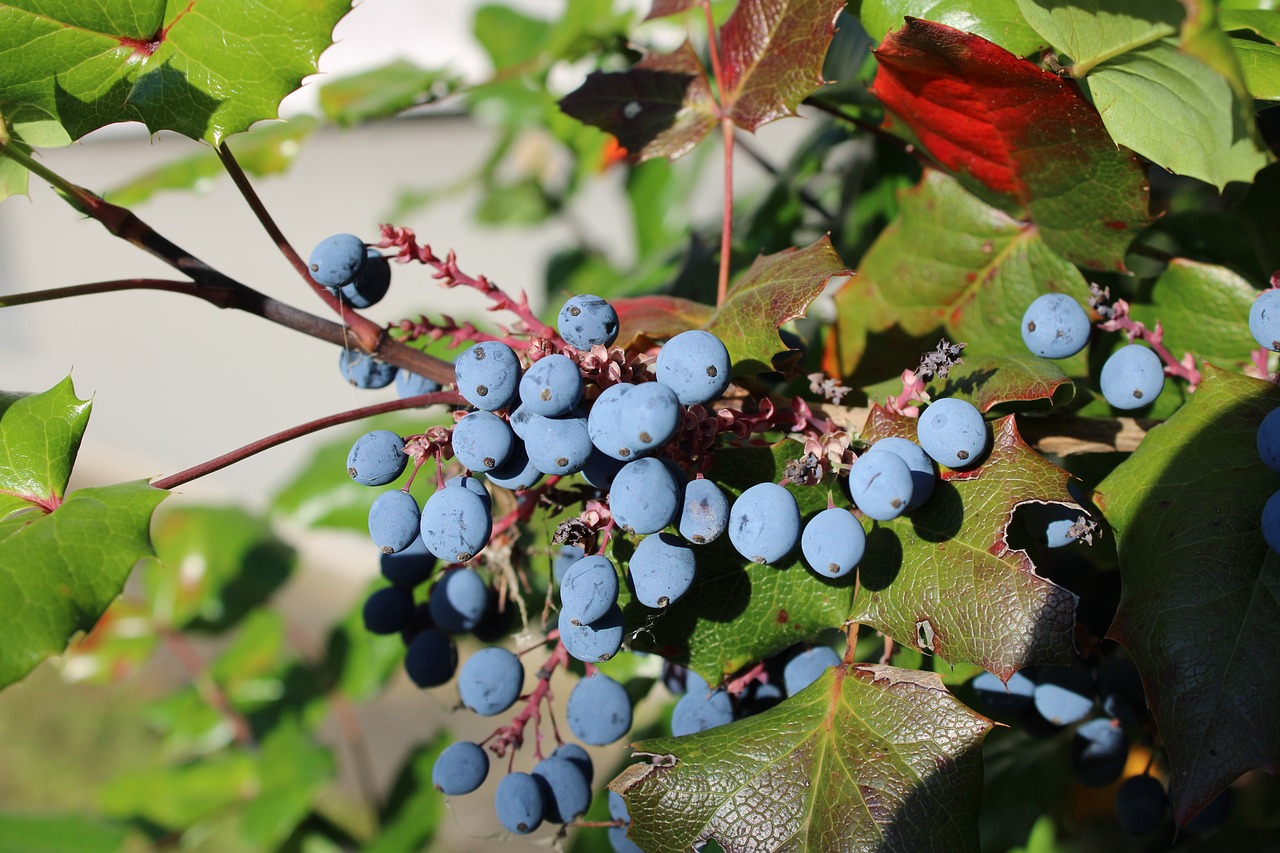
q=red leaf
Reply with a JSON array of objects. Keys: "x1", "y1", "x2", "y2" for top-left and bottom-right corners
[
  {"x1": 613, "y1": 295, "x2": 715, "y2": 347},
  {"x1": 872, "y1": 18, "x2": 1150, "y2": 270},
  {"x1": 719, "y1": 0, "x2": 847, "y2": 131},
  {"x1": 558, "y1": 42, "x2": 718, "y2": 162},
  {"x1": 646, "y1": 0, "x2": 699, "y2": 19}
]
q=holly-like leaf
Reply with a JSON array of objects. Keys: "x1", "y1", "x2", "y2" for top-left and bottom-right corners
[
  {"x1": 1094, "y1": 366, "x2": 1280, "y2": 825},
  {"x1": 872, "y1": 19, "x2": 1151, "y2": 269},
  {"x1": 861, "y1": 0, "x2": 1047, "y2": 56},
  {"x1": 559, "y1": 42, "x2": 718, "y2": 162},
  {"x1": 625, "y1": 442, "x2": 858, "y2": 683},
  {"x1": 612, "y1": 664, "x2": 993, "y2": 852},
  {"x1": 854, "y1": 409, "x2": 1079, "y2": 679},
  {"x1": 613, "y1": 294, "x2": 715, "y2": 346},
  {"x1": 924, "y1": 354, "x2": 1076, "y2": 412},
  {"x1": 0, "y1": 378, "x2": 166, "y2": 688},
  {"x1": 319, "y1": 61, "x2": 462, "y2": 128},
  {"x1": 1014, "y1": 0, "x2": 1184, "y2": 75},
  {"x1": 718, "y1": 0, "x2": 847, "y2": 131},
  {"x1": 0, "y1": 0, "x2": 351, "y2": 144},
  {"x1": 706, "y1": 235, "x2": 849, "y2": 376},
  {"x1": 1126, "y1": 259, "x2": 1260, "y2": 371},
  {"x1": 104, "y1": 116, "x2": 318, "y2": 207},
  {"x1": 831, "y1": 170, "x2": 1092, "y2": 378}
]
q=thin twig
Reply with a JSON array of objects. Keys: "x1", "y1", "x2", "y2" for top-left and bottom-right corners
[
  {"x1": 160, "y1": 629, "x2": 256, "y2": 748},
  {"x1": 152, "y1": 390, "x2": 463, "y2": 491},
  {"x1": 734, "y1": 133, "x2": 836, "y2": 221},
  {"x1": 702, "y1": 0, "x2": 735, "y2": 307}
]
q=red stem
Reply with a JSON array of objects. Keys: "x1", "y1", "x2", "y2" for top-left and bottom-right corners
[
  {"x1": 482, "y1": 640, "x2": 570, "y2": 760},
  {"x1": 160, "y1": 629, "x2": 255, "y2": 748},
  {"x1": 702, "y1": 0, "x2": 734, "y2": 307},
  {"x1": 152, "y1": 390, "x2": 462, "y2": 491}
]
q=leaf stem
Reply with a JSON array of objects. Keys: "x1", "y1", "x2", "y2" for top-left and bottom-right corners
[
  {"x1": 702, "y1": 0, "x2": 734, "y2": 307},
  {"x1": 0, "y1": 139, "x2": 455, "y2": 384},
  {"x1": 215, "y1": 142, "x2": 383, "y2": 351},
  {"x1": 152, "y1": 390, "x2": 462, "y2": 491}
]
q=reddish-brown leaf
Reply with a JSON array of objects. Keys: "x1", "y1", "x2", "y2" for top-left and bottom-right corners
[
  {"x1": 872, "y1": 18, "x2": 1150, "y2": 270},
  {"x1": 558, "y1": 42, "x2": 718, "y2": 162},
  {"x1": 646, "y1": 0, "x2": 700, "y2": 19},
  {"x1": 613, "y1": 295, "x2": 715, "y2": 347},
  {"x1": 719, "y1": 0, "x2": 847, "y2": 131}
]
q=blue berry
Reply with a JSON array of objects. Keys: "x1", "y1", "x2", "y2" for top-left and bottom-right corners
[
  {"x1": 551, "y1": 743, "x2": 593, "y2": 785},
  {"x1": 457, "y1": 646, "x2": 524, "y2": 716},
  {"x1": 581, "y1": 449, "x2": 626, "y2": 490},
  {"x1": 655, "y1": 330, "x2": 732, "y2": 405},
  {"x1": 560, "y1": 554, "x2": 620, "y2": 625},
  {"x1": 1250, "y1": 288, "x2": 1280, "y2": 351},
  {"x1": 429, "y1": 568, "x2": 489, "y2": 633},
  {"x1": 455, "y1": 342, "x2": 522, "y2": 411},
  {"x1": 558, "y1": 604, "x2": 624, "y2": 663},
  {"x1": 487, "y1": 441, "x2": 544, "y2": 491},
  {"x1": 445, "y1": 474, "x2": 492, "y2": 512},
  {"x1": 451, "y1": 411, "x2": 515, "y2": 473},
  {"x1": 1070, "y1": 717, "x2": 1128, "y2": 787},
  {"x1": 308, "y1": 233, "x2": 365, "y2": 287},
  {"x1": 396, "y1": 369, "x2": 442, "y2": 399},
  {"x1": 588, "y1": 382, "x2": 680, "y2": 461},
  {"x1": 783, "y1": 646, "x2": 841, "y2": 695},
  {"x1": 848, "y1": 450, "x2": 914, "y2": 521},
  {"x1": 532, "y1": 755, "x2": 591, "y2": 823},
  {"x1": 520, "y1": 354, "x2": 583, "y2": 416},
  {"x1": 368, "y1": 489, "x2": 421, "y2": 554},
  {"x1": 524, "y1": 412, "x2": 592, "y2": 475},
  {"x1": 553, "y1": 545, "x2": 586, "y2": 581},
  {"x1": 678, "y1": 478, "x2": 729, "y2": 544},
  {"x1": 671, "y1": 685, "x2": 733, "y2": 736},
  {"x1": 971, "y1": 670, "x2": 1035, "y2": 716},
  {"x1": 608, "y1": 790, "x2": 630, "y2": 823},
  {"x1": 917, "y1": 397, "x2": 988, "y2": 469},
  {"x1": 495, "y1": 772, "x2": 544, "y2": 834},
  {"x1": 728, "y1": 482, "x2": 800, "y2": 565},
  {"x1": 380, "y1": 535, "x2": 436, "y2": 589},
  {"x1": 1258, "y1": 408, "x2": 1280, "y2": 473},
  {"x1": 347, "y1": 430, "x2": 407, "y2": 486},
  {"x1": 609, "y1": 827, "x2": 644, "y2": 853},
  {"x1": 339, "y1": 350, "x2": 398, "y2": 389},
  {"x1": 421, "y1": 486, "x2": 492, "y2": 562},
  {"x1": 566, "y1": 674, "x2": 632, "y2": 745},
  {"x1": 1263, "y1": 490, "x2": 1280, "y2": 554},
  {"x1": 866, "y1": 437, "x2": 936, "y2": 510},
  {"x1": 362, "y1": 586, "x2": 415, "y2": 635},
  {"x1": 801, "y1": 507, "x2": 865, "y2": 578},
  {"x1": 338, "y1": 249, "x2": 391, "y2": 308},
  {"x1": 1115, "y1": 775, "x2": 1167, "y2": 835},
  {"x1": 432, "y1": 741, "x2": 488, "y2": 795},
  {"x1": 1021, "y1": 293, "x2": 1091, "y2": 358},
  {"x1": 1099, "y1": 345, "x2": 1164, "y2": 410},
  {"x1": 1033, "y1": 666, "x2": 1095, "y2": 725},
  {"x1": 404, "y1": 628, "x2": 457, "y2": 687},
  {"x1": 629, "y1": 532, "x2": 697, "y2": 609},
  {"x1": 558, "y1": 295, "x2": 620, "y2": 349},
  {"x1": 610, "y1": 458, "x2": 682, "y2": 535}
]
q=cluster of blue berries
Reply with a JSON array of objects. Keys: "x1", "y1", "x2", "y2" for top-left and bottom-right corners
[{"x1": 1249, "y1": 289, "x2": 1280, "y2": 557}]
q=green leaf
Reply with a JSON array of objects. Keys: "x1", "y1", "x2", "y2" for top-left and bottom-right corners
[
  {"x1": 871, "y1": 20, "x2": 1152, "y2": 269},
  {"x1": 861, "y1": 0, "x2": 1047, "y2": 56},
  {"x1": 144, "y1": 506, "x2": 295, "y2": 632},
  {"x1": 1126, "y1": 259, "x2": 1260, "y2": 372},
  {"x1": 0, "y1": 479, "x2": 165, "y2": 689},
  {"x1": 59, "y1": 598, "x2": 158, "y2": 684},
  {"x1": 1087, "y1": 39, "x2": 1272, "y2": 190},
  {"x1": 1231, "y1": 37, "x2": 1280, "y2": 99},
  {"x1": 1094, "y1": 366, "x2": 1280, "y2": 825},
  {"x1": 239, "y1": 723, "x2": 334, "y2": 848},
  {"x1": 100, "y1": 750, "x2": 258, "y2": 828},
  {"x1": 706, "y1": 235, "x2": 849, "y2": 377},
  {"x1": 625, "y1": 442, "x2": 857, "y2": 683},
  {"x1": 854, "y1": 410, "x2": 1079, "y2": 678},
  {"x1": 0, "y1": 813, "x2": 128, "y2": 853},
  {"x1": 831, "y1": 171, "x2": 1091, "y2": 378},
  {"x1": 0, "y1": 0, "x2": 351, "y2": 144},
  {"x1": 104, "y1": 116, "x2": 318, "y2": 207},
  {"x1": 718, "y1": 0, "x2": 848, "y2": 132},
  {"x1": 365, "y1": 735, "x2": 449, "y2": 853},
  {"x1": 473, "y1": 4, "x2": 553, "y2": 68},
  {"x1": 613, "y1": 294, "x2": 716, "y2": 346},
  {"x1": 1221, "y1": 8, "x2": 1280, "y2": 42},
  {"x1": 611, "y1": 664, "x2": 992, "y2": 852},
  {"x1": 319, "y1": 61, "x2": 461, "y2": 127},
  {"x1": 1014, "y1": 0, "x2": 1184, "y2": 75},
  {"x1": 0, "y1": 128, "x2": 30, "y2": 201},
  {"x1": 0, "y1": 376, "x2": 89, "y2": 513}
]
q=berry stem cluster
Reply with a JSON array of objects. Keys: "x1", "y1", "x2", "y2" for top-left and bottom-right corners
[{"x1": 1090, "y1": 284, "x2": 1202, "y2": 390}]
